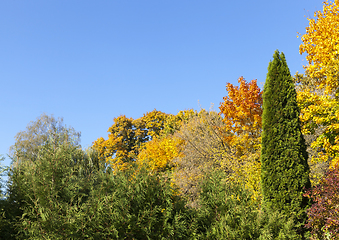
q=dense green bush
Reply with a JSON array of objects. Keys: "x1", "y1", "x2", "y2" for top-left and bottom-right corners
[
  {"x1": 9, "y1": 142, "x2": 98, "y2": 239},
  {"x1": 195, "y1": 169, "x2": 301, "y2": 240},
  {"x1": 2, "y1": 138, "x2": 197, "y2": 239},
  {"x1": 0, "y1": 155, "x2": 12, "y2": 239},
  {"x1": 79, "y1": 168, "x2": 196, "y2": 239}
]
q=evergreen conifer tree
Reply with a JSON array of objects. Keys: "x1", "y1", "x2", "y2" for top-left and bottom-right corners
[{"x1": 261, "y1": 50, "x2": 311, "y2": 234}]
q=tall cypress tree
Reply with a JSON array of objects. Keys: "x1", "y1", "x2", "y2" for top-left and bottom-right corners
[{"x1": 261, "y1": 51, "x2": 311, "y2": 230}]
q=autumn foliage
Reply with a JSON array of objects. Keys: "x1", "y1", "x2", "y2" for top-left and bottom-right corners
[
  {"x1": 299, "y1": 0, "x2": 339, "y2": 94},
  {"x1": 219, "y1": 77, "x2": 263, "y2": 200},
  {"x1": 171, "y1": 110, "x2": 230, "y2": 206},
  {"x1": 297, "y1": 0, "x2": 339, "y2": 172},
  {"x1": 296, "y1": 81, "x2": 339, "y2": 167},
  {"x1": 304, "y1": 166, "x2": 339, "y2": 239},
  {"x1": 93, "y1": 110, "x2": 169, "y2": 171},
  {"x1": 137, "y1": 135, "x2": 184, "y2": 173},
  {"x1": 296, "y1": 1, "x2": 339, "y2": 239},
  {"x1": 219, "y1": 76, "x2": 262, "y2": 146}
]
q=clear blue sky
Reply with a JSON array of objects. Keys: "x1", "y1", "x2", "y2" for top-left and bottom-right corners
[{"x1": 1, "y1": 0, "x2": 324, "y2": 168}]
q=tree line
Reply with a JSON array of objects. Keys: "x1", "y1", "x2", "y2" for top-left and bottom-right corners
[{"x1": 1, "y1": 0, "x2": 339, "y2": 239}]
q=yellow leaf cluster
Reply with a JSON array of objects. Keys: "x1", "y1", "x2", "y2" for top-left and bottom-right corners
[
  {"x1": 298, "y1": 0, "x2": 339, "y2": 182},
  {"x1": 140, "y1": 109, "x2": 169, "y2": 138},
  {"x1": 92, "y1": 115, "x2": 138, "y2": 171},
  {"x1": 299, "y1": 0, "x2": 339, "y2": 94},
  {"x1": 239, "y1": 154, "x2": 261, "y2": 201},
  {"x1": 296, "y1": 83, "x2": 339, "y2": 171},
  {"x1": 136, "y1": 135, "x2": 184, "y2": 172}
]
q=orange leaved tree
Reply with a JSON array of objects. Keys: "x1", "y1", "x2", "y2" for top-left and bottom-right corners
[{"x1": 219, "y1": 77, "x2": 263, "y2": 200}]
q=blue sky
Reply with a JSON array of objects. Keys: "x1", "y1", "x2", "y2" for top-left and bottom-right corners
[{"x1": 1, "y1": 0, "x2": 324, "y2": 168}]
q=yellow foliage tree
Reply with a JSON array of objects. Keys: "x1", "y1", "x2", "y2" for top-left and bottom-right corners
[
  {"x1": 297, "y1": 0, "x2": 339, "y2": 176},
  {"x1": 161, "y1": 109, "x2": 198, "y2": 135},
  {"x1": 92, "y1": 110, "x2": 169, "y2": 171},
  {"x1": 93, "y1": 109, "x2": 199, "y2": 172},
  {"x1": 137, "y1": 135, "x2": 184, "y2": 173},
  {"x1": 299, "y1": 0, "x2": 339, "y2": 94},
  {"x1": 295, "y1": 74, "x2": 339, "y2": 183},
  {"x1": 139, "y1": 108, "x2": 169, "y2": 138}
]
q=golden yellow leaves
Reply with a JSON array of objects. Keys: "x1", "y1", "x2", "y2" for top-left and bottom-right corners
[
  {"x1": 299, "y1": 0, "x2": 339, "y2": 94},
  {"x1": 141, "y1": 109, "x2": 169, "y2": 138},
  {"x1": 92, "y1": 109, "x2": 197, "y2": 172},
  {"x1": 137, "y1": 135, "x2": 184, "y2": 173},
  {"x1": 297, "y1": 1, "x2": 339, "y2": 182},
  {"x1": 295, "y1": 75, "x2": 339, "y2": 184},
  {"x1": 92, "y1": 110, "x2": 170, "y2": 171}
]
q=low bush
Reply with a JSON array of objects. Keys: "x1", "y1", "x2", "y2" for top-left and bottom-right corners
[
  {"x1": 79, "y1": 167, "x2": 196, "y2": 239},
  {"x1": 195, "y1": 169, "x2": 302, "y2": 240}
]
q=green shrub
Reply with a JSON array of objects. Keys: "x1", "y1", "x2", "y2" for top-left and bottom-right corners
[
  {"x1": 195, "y1": 169, "x2": 301, "y2": 240},
  {"x1": 12, "y1": 142, "x2": 95, "y2": 239},
  {"x1": 79, "y1": 167, "x2": 196, "y2": 239},
  {"x1": 7, "y1": 139, "x2": 196, "y2": 239}
]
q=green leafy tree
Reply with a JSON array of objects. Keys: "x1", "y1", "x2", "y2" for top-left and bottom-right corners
[
  {"x1": 9, "y1": 113, "x2": 81, "y2": 167},
  {"x1": 3, "y1": 114, "x2": 83, "y2": 239},
  {"x1": 0, "y1": 155, "x2": 11, "y2": 238},
  {"x1": 14, "y1": 141, "x2": 89, "y2": 239},
  {"x1": 5, "y1": 138, "x2": 101, "y2": 239},
  {"x1": 10, "y1": 141, "x2": 196, "y2": 239},
  {"x1": 261, "y1": 50, "x2": 311, "y2": 237}
]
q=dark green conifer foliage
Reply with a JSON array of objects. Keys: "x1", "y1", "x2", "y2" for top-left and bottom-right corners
[{"x1": 261, "y1": 51, "x2": 311, "y2": 229}]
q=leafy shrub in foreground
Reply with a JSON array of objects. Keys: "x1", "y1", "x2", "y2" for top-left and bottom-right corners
[
  {"x1": 79, "y1": 167, "x2": 197, "y2": 239},
  {"x1": 195, "y1": 169, "x2": 301, "y2": 240},
  {"x1": 9, "y1": 141, "x2": 97, "y2": 239},
  {"x1": 5, "y1": 138, "x2": 196, "y2": 239}
]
